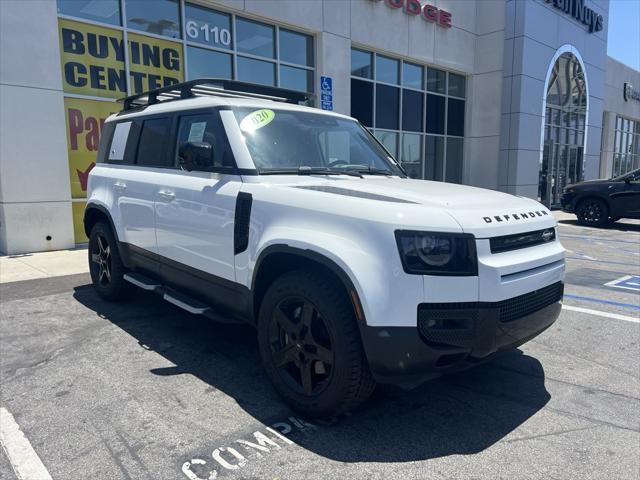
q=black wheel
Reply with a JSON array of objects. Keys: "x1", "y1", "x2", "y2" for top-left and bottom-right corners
[
  {"x1": 88, "y1": 221, "x2": 131, "y2": 301},
  {"x1": 257, "y1": 270, "x2": 375, "y2": 417},
  {"x1": 576, "y1": 198, "x2": 609, "y2": 227}
]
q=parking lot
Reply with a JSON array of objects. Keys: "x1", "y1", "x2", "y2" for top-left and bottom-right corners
[{"x1": 1, "y1": 213, "x2": 638, "y2": 480}]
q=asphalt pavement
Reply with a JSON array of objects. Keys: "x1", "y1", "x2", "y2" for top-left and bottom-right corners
[{"x1": 1, "y1": 214, "x2": 639, "y2": 480}]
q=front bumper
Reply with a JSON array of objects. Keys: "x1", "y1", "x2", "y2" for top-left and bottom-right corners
[
  {"x1": 360, "y1": 282, "x2": 563, "y2": 385},
  {"x1": 560, "y1": 192, "x2": 575, "y2": 212}
]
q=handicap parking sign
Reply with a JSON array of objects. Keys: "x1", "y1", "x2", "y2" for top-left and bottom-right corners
[{"x1": 320, "y1": 76, "x2": 333, "y2": 111}]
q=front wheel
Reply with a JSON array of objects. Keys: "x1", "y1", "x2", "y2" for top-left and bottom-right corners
[
  {"x1": 88, "y1": 221, "x2": 132, "y2": 301},
  {"x1": 576, "y1": 198, "x2": 609, "y2": 227},
  {"x1": 257, "y1": 270, "x2": 375, "y2": 417}
]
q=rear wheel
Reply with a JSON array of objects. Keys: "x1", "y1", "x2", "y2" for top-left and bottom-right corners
[
  {"x1": 88, "y1": 221, "x2": 131, "y2": 301},
  {"x1": 576, "y1": 198, "x2": 609, "y2": 227},
  {"x1": 257, "y1": 270, "x2": 375, "y2": 417}
]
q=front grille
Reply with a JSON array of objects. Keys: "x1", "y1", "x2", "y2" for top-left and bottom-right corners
[
  {"x1": 498, "y1": 281, "x2": 564, "y2": 322},
  {"x1": 490, "y1": 228, "x2": 556, "y2": 253}
]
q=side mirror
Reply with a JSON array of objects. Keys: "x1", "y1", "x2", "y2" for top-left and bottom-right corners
[{"x1": 178, "y1": 142, "x2": 213, "y2": 171}]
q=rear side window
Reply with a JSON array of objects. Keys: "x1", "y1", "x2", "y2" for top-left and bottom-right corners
[
  {"x1": 174, "y1": 113, "x2": 236, "y2": 172},
  {"x1": 108, "y1": 122, "x2": 132, "y2": 162},
  {"x1": 96, "y1": 122, "x2": 115, "y2": 164},
  {"x1": 136, "y1": 117, "x2": 172, "y2": 167}
]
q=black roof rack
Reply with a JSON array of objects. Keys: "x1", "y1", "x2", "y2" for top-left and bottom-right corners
[{"x1": 118, "y1": 78, "x2": 311, "y2": 112}]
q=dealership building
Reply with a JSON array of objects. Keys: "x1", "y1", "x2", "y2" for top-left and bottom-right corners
[{"x1": 0, "y1": 0, "x2": 638, "y2": 254}]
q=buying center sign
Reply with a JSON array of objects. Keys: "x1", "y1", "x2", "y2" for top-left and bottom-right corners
[{"x1": 58, "y1": 18, "x2": 184, "y2": 98}]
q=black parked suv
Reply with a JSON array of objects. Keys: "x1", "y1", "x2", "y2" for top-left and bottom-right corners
[{"x1": 561, "y1": 168, "x2": 640, "y2": 226}]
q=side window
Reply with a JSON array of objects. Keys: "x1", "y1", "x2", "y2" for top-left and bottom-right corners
[
  {"x1": 136, "y1": 117, "x2": 172, "y2": 167},
  {"x1": 96, "y1": 122, "x2": 115, "y2": 164},
  {"x1": 175, "y1": 112, "x2": 235, "y2": 172},
  {"x1": 108, "y1": 121, "x2": 132, "y2": 162}
]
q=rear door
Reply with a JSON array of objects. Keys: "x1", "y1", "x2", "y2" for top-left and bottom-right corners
[
  {"x1": 154, "y1": 109, "x2": 241, "y2": 283},
  {"x1": 610, "y1": 171, "x2": 640, "y2": 217},
  {"x1": 114, "y1": 115, "x2": 174, "y2": 256}
]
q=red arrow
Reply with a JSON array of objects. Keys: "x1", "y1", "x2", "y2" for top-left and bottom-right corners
[{"x1": 77, "y1": 162, "x2": 95, "y2": 191}]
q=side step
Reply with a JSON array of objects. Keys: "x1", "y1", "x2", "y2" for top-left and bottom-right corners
[
  {"x1": 124, "y1": 272, "x2": 162, "y2": 292},
  {"x1": 163, "y1": 289, "x2": 210, "y2": 315}
]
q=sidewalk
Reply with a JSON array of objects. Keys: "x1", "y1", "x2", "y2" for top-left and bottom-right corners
[{"x1": 0, "y1": 248, "x2": 88, "y2": 284}]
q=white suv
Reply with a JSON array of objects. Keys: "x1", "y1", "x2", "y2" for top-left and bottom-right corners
[{"x1": 85, "y1": 79, "x2": 565, "y2": 416}]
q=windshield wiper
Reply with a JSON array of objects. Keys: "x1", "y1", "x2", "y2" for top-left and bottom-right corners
[
  {"x1": 259, "y1": 166, "x2": 363, "y2": 178},
  {"x1": 352, "y1": 166, "x2": 393, "y2": 176}
]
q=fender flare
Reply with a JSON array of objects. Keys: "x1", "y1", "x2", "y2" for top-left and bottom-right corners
[
  {"x1": 84, "y1": 203, "x2": 131, "y2": 268},
  {"x1": 251, "y1": 244, "x2": 366, "y2": 323}
]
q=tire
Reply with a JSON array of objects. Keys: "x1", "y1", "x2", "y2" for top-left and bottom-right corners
[
  {"x1": 88, "y1": 221, "x2": 132, "y2": 301},
  {"x1": 257, "y1": 270, "x2": 376, "y2": 417},
  {"x1": 576, "y1": 198, "x2": 609, "y2": 227}
]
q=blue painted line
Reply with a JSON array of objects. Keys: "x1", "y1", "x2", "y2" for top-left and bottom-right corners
[
  {"x1": 566, "y1": 256, "x2": 640, "y2": 268},
  {"x1": 560, "y1": 233, "x2": 640, "y2": 245},
  {"x1": 564, "y1": 293, "x2": 640, "y2": 311}
]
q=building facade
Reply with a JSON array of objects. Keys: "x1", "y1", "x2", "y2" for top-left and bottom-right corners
[{"x1": 0, "y1": 0, "x2": 638, "y2": 254}]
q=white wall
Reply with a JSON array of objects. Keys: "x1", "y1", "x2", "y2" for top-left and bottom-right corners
[{"x1": 0, "y1": 0, "x2": 74, "y2": 254}]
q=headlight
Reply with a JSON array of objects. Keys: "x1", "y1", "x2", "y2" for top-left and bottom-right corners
[{"x1": 395, "y1": 231, "x2": 478, "y2": 276}]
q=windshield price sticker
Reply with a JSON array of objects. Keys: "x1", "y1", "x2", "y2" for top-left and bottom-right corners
[
  {"x1": 187, "y1": 122, "x2": 207, "y2": 142},
  {"x1": 240, "y1": 109, "x2": 275, "y2": 132}
]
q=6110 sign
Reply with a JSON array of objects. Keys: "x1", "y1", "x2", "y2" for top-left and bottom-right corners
[{"x1": 185, "y1": 20, "x2": 231, "y2": 47}]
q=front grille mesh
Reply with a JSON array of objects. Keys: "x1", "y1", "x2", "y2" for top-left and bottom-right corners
[{"x1": 498, "y1": 282, "x2": 564, "y2": 322}]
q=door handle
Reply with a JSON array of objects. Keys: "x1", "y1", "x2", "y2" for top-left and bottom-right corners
[
  {"x1": 114, "y1": 181, "x2": 127, "y2": 191},
  {"x1": 157, "y1": 190, "x2": 175, "y2": 201}
]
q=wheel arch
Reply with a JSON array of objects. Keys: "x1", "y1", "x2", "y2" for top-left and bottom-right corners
[
  {"x1": 84, "y1": 203, "x2": 131, "y2": 268},
  {"x1": 251, "y1": 245, "x2": 366, "y2": 326}
]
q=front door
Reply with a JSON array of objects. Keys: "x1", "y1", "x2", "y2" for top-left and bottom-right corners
[
  {"x1": 154, "y1": 111, "x2": 241, "y2": 282},
  {"x1": 610, "y1": 171, "x2": 640, "y2": 217}
]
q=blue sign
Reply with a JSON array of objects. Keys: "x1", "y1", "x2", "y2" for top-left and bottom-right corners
[
  {"x1": 606, "y1": 275, "x2": 640, "y2": 292},
  {"x1": 320, "y1": 76, "x2": 333, "y2": 111}
]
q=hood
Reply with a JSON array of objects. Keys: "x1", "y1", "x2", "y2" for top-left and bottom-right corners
[{"x1": 273, "y1": 176, "x2": 556, "y2": 238}]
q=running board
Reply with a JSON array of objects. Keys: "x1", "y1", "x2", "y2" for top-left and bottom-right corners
[
  {"x1": 163, "y1": 289, "x2": 211, "y2": 315},
  {"x1": 124, "y1": 272, "x2": 162, "y2": 291}
]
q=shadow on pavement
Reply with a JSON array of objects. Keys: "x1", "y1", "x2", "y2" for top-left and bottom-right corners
[
  {"x1": 73, "y1": 284, "x2": 551, "y2": 463},
  {"x1": 558, "y1": 218, "x2": 640, "y2": 232}
]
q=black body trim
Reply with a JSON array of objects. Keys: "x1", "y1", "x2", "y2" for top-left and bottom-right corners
[
  {"x1": 490, "y1": 228, "x2": 556, "y2": 254},
  {"x1": 121, "y1": 243, "x2": 252, "y2": 322},
  {"x1": 234, "y1": 192, "x2": 253, "y2": 254}
]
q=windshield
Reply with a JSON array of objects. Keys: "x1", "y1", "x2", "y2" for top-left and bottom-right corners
[{"x1": 233, "y1": 107, "x2": 404, "y2": 175}]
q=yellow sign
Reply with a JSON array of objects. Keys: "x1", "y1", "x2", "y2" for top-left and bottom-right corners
[
  {"x1": 72, "y1": 201, "x2": 89, "y2": 244},
  {"x1": 58, "y1": 18, "x2": 184, "y2": 98},
  {"x1": 63, "y1": 97, "x2": 118, "y2": 199}
]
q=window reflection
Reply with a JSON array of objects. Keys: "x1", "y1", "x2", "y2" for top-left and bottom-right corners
[
  {"x1": 236, "y1": 17, "x2": 275, "y2": 59},
  {"x1": 126, "y1": 0, "x2": 181, "y2": 38},
  {"x1": 58, "y1": 0, "x2": 121, "y2": 25}
]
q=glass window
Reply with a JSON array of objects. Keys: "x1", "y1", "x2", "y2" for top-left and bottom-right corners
[
  {"x1": 376, "y1": 55, "x2": 399, "y2": 85},
  {"x1": 376, "y1": 84, "x2": 399, "y2": 130},
  {"x1": 184, "y1": 3, "x2": 232, "y2": 49},
  {"x1": 175, "y1": 113, "x2": 234, "y2": 171},
  {"x1": 447, "y1": 98, "x2": 465, "y2": 137},
  {"x1": 448, "y1": 73, "x2": 466, "y2": 98},
  {"x1": 426, "y1": 94, "x2": 445, "y2": 134},
  {"x1": 425, "y1": 135, "x2": 444, "y2": 180},
  {"x1": 136, "y1": 117, "x2": 172, "y2": 167},
  {"x1": 400, "y1": 133, "x2": 422, "y2": 179},
  {"x1": 126, "y1": 0, "x2": 181, "y2": 39},
  {"x1": 109, "y1": 122, "x2": 132, "y2": 161},
  {"x1": 236, "y1": 17, "x2": 275, "y2": 59},
  {"x1": 233, "y1": 108, "x2": 402, "y2": 173},
  {"x1": 351, "y1": 79, "x2": 374, "y2": 127},
  {"x1": 402, "y1": 90, "x2": 423, "y2": 132},
  {"x1": 279, "y1": 29, "x2": 313, "y2": 67},
  {"x1": 403, "y1": 62, "x2": 423, "y2": 89},
  {"x1": 351, "y1": 49, "x2": 373, "y2": 79},
  {"x1": 187, "y1": 47, "x2": 232, "y2": 80},
  {"x1": 57, "y1": 0, "x2": 121, "y2": 25},
  {"x1": 374, "y1": 131, "x2": 398, "y2": 158},
  {"x1": 280, "y1": 65, "x2": 313, "y2": 93},
  {"x1": 427, "y1": 68, "x2": 446, "y2": 94},
  {"x1": 446, "y1": 137, "x2": 464, "y2": 183},
  {"x1": 237, "y1": 56, "x2": 275, "y2": 86}
]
